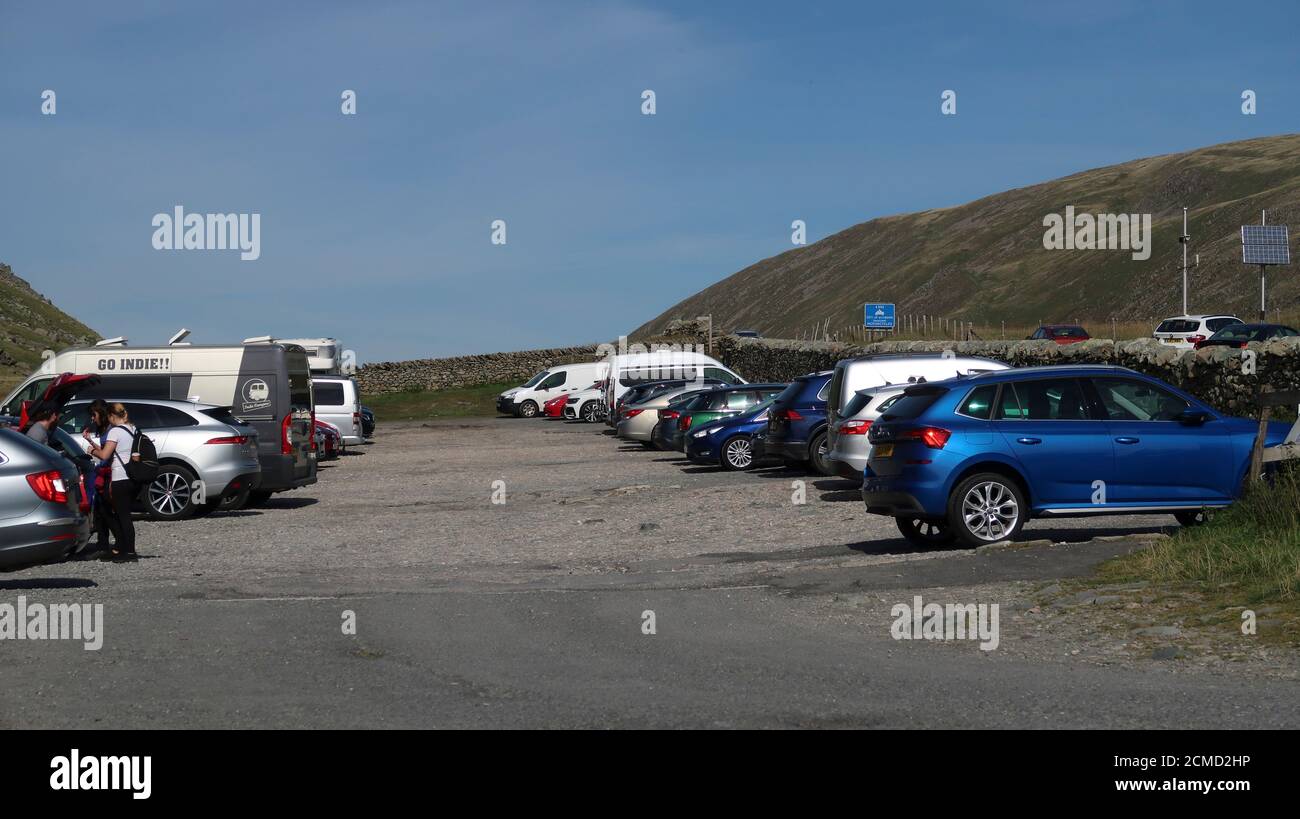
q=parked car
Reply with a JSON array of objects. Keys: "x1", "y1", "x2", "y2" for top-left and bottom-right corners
[
  {"x1": 1027, "y1": 324, "x2": 1090, "y2": 344},
  {"x1": 617, "y1": 382, "x2": 728, "y2": 445},
  {"x1": 601, "y1": 351, "x2": 745, "y2": 419},
  {"x1": 359, "y1": 405, "x2": 375, "y2": 438},
  {"x1": 861, "y1": 365, "x2": 1293, "y2": 548},
  {"x1": 685, "y1": 399, "x2": 778, "y2": 470},
  {"x1": 758, "y1": 371, "x2": 834, "y2": 475},
  {"x1": 542, "y1": 392, "x2": 570, "y2": 418},
  {"x1": 312, "y1": 375, "x2": 364, "y2": 445},
  {"x1": 666, "y1": 384, "x2": 786, "y2": 452},
  {"x1": 562, "y1": 383, "x2": 606, "y2": 422},
  {"x1": 313, "y1": 418, "x2": 341, "y2": 460},
  {"x1": 825, "y1": 383, "x2": 908, "y2": 480},
  {"x1": 0, "y1": 427, "x2": 89, "y2": 569},
  {"x1": 1152, "y1": 314, "x2": 1242, "y2": 349},
  {"x1": 60, "y1": 399, "x2": 262, "y2": 519},
  {"x1": 1194, "y1": 323, "x2": 1300, "y2": 350},
  {"x1": 609, "y1": 377, "x2": 731, "y2": 428},
  {"x1": 497, "y1": 361, "x2": 610, "y2": 418},
  {"x1": 650, "y1": 389, "x2": 718, "y2": 451}
]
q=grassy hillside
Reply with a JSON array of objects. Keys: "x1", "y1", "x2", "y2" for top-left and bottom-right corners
[
  {"x1": 0, "y1": 262, "x2": 99, "y2": 391},
  {"x1": 635, "y1": 134, "x2": 1300, "y2": 339}
]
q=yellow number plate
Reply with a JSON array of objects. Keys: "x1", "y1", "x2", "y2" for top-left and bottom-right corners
[{"x1": 874, "y1": 443, "x2": 894, "y2": 459}]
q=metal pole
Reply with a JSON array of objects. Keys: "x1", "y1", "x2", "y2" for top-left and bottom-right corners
[
  {"x1": 1260, "y1": 211, "x2": 1267, "y2": 321},
  {"x1": 1181, "y1": 207, "x2": 1188, "y2": 315}
]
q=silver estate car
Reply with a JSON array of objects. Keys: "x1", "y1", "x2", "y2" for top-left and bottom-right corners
[
  {"x1": 826, "y1": 384, "x2": 908, "y2": 481},
  {"x1": 616, "y1": 385, "x2": 703, "y2": 444},
  {"x1": 60, "y1": 399, "x2": 262, "y2": 520},
  {"x1": 0, "y1": 427, "x2": 89, "y2": 569}
]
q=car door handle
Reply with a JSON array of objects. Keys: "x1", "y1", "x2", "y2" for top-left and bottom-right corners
[
  {"x1": 1015, "y1": 437, "x2": 1042, "y2": 445},
  {"x1": 1115, "y1": 436, "x2": 1140, "y2": 445}
]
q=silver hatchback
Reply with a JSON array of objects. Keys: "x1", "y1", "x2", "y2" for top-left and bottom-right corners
[
  {"x1": 61, "y1": 399, "x2": 263, "y2": 520},
  {"x1": 0, "y1": 428, "x2": 89, "y2": 569},
  {"x1": 826, "y1": 384, "x2": 907, "y2": 481}
]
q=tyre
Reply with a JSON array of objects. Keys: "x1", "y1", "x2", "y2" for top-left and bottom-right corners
[
  {"x1": 895, "y1": 517, "x2": 957, "y2": 547},
  {"x1": 517, "y1": 400, "x2": 539, "y2": 418},
  {"x1": 808, "y1": 430, "x2": 833, "y2": 476},
  {"x1": 640, "y1": 441, "x2": 657, "y2": 449},
  {"x1": 145, "y1": 464, "x2": 200, "y2": 521},
  {"x1": 1175, "y1": 508, "x2": 1212, "y2": 527},
  {"x1": 202, "y1": 484, "x2": 251, "y2": 515},
  {"x1": 580, "y1": 401, "x2": 599, "y2": 422},
  {"x1": 947, "y1": 472, "x2": 1026, "y2": 548},
  {"x1": 720, "y1": 435, "x2": 756, "y2": 471}
]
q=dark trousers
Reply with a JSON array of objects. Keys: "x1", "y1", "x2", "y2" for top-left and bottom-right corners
[
  {"x1": 92, "y1": 494, "x2": 114, "y2": 546},
  {"x1": 107, "y1": 480, "x2": 137, "y2": 555}
]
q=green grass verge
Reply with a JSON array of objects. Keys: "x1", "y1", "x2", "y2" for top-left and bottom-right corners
[
  {"x1": 1097, "y1": 468, "x2": 1300, "y2": 608},
  {"x1": 361, "y1": 382, "x2": 516, "y2": 421}
]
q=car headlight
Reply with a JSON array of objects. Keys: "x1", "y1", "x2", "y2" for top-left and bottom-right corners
[{"x1": 692, "y1": 428, "x2": 710, "y2": 438}]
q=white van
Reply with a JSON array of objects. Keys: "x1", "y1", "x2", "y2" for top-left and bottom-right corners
[
  {"x1": 312, "y1": 375, "x2": 363, "y2": 445},
  {"x1": 825, "y1": 354, "x2": 1009, "y2": 424},
  {"x1": 600, "y1": 351, "x2": 745, "y2": 412},
  {"x1": 278, "y1": 337, "x2": 343, "y2": 374},
  {"x1": 1, "y1": 336, "x2": 317, "y2": 500},
  {"x1": 496, "y1": 361, "x2": 610, "y2": 418}
]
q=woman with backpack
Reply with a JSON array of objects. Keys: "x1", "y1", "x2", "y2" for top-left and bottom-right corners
[
  {"x1": 83, "y1": 400, "x2": 115, "y2": 554},
  {"x1": 83, "y1": 403, "x2": 139, "y2": 559}
]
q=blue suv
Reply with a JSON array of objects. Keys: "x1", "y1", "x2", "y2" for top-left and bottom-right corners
[
  {"x1": 760, "y1": 371, "x2": 834, "y2": 475},
  {"x1": 862, "y1": 365, "x2": 1292, "y2": 548}
]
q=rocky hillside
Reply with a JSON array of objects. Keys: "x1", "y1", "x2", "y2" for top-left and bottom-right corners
[
  {"x1": 0, "y1": 262, "x2": 99, "y2": 388},
  {"x1": 635, "y1": 134, "x2": 1300, "y2": 337}
]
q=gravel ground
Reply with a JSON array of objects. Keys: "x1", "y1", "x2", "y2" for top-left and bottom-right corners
[{"x1": 1, "y1": 415, "x2": 1296, "y2": 728}]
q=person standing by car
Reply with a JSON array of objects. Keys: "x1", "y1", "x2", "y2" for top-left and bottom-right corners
[
  {"x1": 84, "y1": 400, "x2": 114, "y2": 553},
  {"x1": 83, "y1": 403, "x2": 139, "y2": 559},
  {"x1": 23, "y1": 408, "x2": 59, "y2": 445}
]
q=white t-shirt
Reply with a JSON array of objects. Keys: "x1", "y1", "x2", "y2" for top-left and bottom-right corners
[{"x1": 107, "y1": 424, "x2": 137, "y2": 482}]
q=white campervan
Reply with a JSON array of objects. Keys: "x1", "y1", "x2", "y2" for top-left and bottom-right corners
[
  {"x1": 600, "y1": 350, "x2": 745, "y2": 413},
  {"x1": 496, "y1": 361, "x2": 610, "y2": 418},
  {"x1": 825, "y1": 354, "x2": 1010, "y2": 424},
  {"x1": 278, "y1": 337, "x2": 343, "y2": 374}
]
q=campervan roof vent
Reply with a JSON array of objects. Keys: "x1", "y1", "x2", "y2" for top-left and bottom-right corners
[
  {"x1": 243, "y1": 335, "x2": 275, "y2": 344},
  {"x1": 169, "y1": 328, "x2": 192, "y2": 346},
  {"x1": 95, "y1": 337, "x2": 127, "y2": 347}
]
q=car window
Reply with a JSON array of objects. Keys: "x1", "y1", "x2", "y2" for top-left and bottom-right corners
[
  {"x1": 58, "y1": 404, "x2": 93, "y2": 435},
  {"x1": 522, "y1": 371, "x2": 549, "y2": 388},
  {"x1": 726, "y1": 391, "x2": 755, "y2": 410},
  {"x1": 1156, "y1": 319, "x2": 1198, "y2": 334},
  {"x1": 539, "y1": 372, "x2": 566, "y2": 389},
  {"x1": 1093, "y1": 378, "x2": 1190, "y2": 421},
  {"x1": 314, "y1": 383, "x2": 346, "y2": 406},
  {"x1": 994, "y1": 384, "x2": 1024, "y2": 419},
  {"x1": 122, "y1": 403, "x2": 162, "y2": 429},
  {"x1": 1206, "y1": 318, "x2": 1238, "y2": 332},
  {"x1": 153, "y1": 406, "x2": 198, "y2": 428},
  {"x1": 1211, "y1": 324, "x2": 1251, "y2": 340},
  {"x1": 1051, "y1": 326, "x2": 1086, "y2": 338},
  {"x1": 881, "y1": 389, "x2": 947, "y2": 421},
  {"x1": 4, "y1": 377, "x2": 53, "y2": 414},
  {"x1": 1002, "y1": 379, "x2": 1089, "y2": 420},
  {"x1": 704, "y1": 367, "x2": 735, "y2": 383},
  {"x1": 957, "y1": 385, "x2": 997, "y2": 420}
]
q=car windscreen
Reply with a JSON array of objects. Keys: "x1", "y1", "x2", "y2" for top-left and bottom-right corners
[
  {"x1": 1211, "y1": 324, "x2": 1252, "y2": 340},
  {"x1": 880, "y1": 387, "x2": 948, "y2": 421},
  {"x1": 1156, "y1": 319, "x2": 1198, "y2": 334},
  {"x1": 842, "y1": 390, "x2": 881, "y2": 418},
  {"x1": 1050, "y1": 326, "x2": 1087, "y2": 337}
]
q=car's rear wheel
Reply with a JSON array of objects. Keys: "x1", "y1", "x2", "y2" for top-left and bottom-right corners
[
  {"x1": 947, "y1": 472, "x2": 1026, "y2": 548},
  {"x1": 247, "y1": 489, "x2": 274, "y2": 507},
  {"x1": 517, "y1": 400, "x2": 539, "y2": 418},
  {"x1": 808, "y1": 430, "x2": 833, "y2": 476},
  {"x1": 721, "y1": 435, "x2": 755, "y2": 471},
  {"x1": 146, "y1": 464, "x2": 200, "y2": 521},
  {"x1": 895, "y1": 517, "x2": 957, "y2": 547},
  {"x1": 202, "y1": 484, "x2": 251, "y2": 515},
  {"x1": 1175, "y1": 508, "x2": 1213, "y2": 527}
]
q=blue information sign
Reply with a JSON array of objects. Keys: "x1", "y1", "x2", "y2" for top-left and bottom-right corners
[{"x1": 863, "y1": 303, "x2": 896, "y2": 330}]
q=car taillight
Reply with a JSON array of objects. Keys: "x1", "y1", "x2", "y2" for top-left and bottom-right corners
[
  {"x1": 1239, "y1": 341, "x2": 1249, "y2": 349},
  {"x1": 660, "y1": 409, "x2": 679, "y2": 421},
  {"x1": 678, "y1": 415, "x2": 692, "y2": 430},
  {"x1": 840, "y1": 419, "x2": 873, "y2": 435},
  {"x1": 77, "y1": 474, "x2": 90, "y2": 512},
  {"x1": 624, "y1": 409, "x2": 644, "y2": 419},
  {"x1": 777, "y1": 408, "x2": 804, "y2": 421},
  {"x1": 26, "y1": 470, "x2": 68, "y2": 504},
  {"x1": 1187, "y1": 335, "x2": 1206, "y2": 345},
  {"x1": 281, "y1": 413, "x2": 294, "y2": 454},
  {"x1": 206, "y1": 435, "x2": 250, "y2": 445},
  {"x1": 900, "y1": 426, "x2": 951, "y2": 449},
  {"x1": 353, "y1": 412, "x2": 362, "y2": 428}
]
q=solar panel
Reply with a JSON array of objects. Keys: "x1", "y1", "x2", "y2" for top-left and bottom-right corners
[{"x1": 1241, "y1": 224, "x2": 1291, "y2": 265}]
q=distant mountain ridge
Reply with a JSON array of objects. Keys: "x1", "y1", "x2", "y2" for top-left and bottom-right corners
[
  {"x1": 0, "y1": 261, "x2": 99, "y2": 387},
  {"x1": 634, "y1": 134, "x2": 1300, "y2": 338}
]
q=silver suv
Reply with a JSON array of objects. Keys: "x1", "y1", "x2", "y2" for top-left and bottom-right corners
[{"x1": 60, "y1": 399, "x2": 262, "y2": 520}]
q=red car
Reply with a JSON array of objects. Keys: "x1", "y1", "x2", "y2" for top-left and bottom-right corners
[
  {"x1": 542, "y1": 393, "x2": 569, "y2": 418},
  {"x1": 1027, "y1": 324, "x2": 1090, "y2": 344}
]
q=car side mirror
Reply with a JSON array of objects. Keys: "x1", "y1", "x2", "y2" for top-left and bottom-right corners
[{"x1": 1178, "y1": 409, "x2": 1212, "y2": 426}]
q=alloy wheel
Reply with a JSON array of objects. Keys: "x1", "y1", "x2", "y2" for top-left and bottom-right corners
[
  {"x1": 960, "y1": 480, "x2": 1019, "y2": 541},
  {"x1": 724, "y1": 437, "x2": 754, "y2": 470},
  {"x1": 150, "y1": 471, "x2": 192, "y2": 517}
]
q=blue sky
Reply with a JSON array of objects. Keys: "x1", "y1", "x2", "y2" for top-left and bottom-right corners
[{"x1": 2, "y1": 0, "x2": 1298, "y2": 362}]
